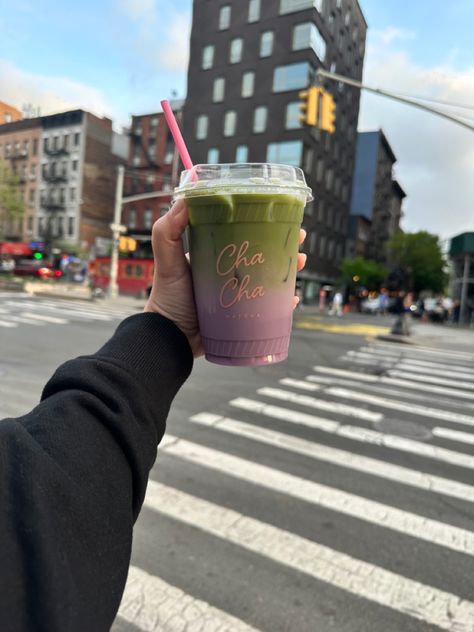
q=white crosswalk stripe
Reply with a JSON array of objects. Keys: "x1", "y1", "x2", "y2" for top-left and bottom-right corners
[
  {"x1": 143, "y1": 481, "x2": 474, "y2": 632},
  {"x1": 111, "y1": 336, "x2": 474, "y2": 630},
  {"x1": 0, "y1": 296, "x2": 136, "y2": 330}
]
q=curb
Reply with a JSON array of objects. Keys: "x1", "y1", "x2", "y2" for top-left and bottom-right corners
[{"x1": 376, "y1": 334, "x2": 415, "y2": 345}]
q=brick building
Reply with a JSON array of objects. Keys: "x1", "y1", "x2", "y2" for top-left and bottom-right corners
[
  {"x1": 183, "y1": 0, "x2": 367, "y2": 302},
  {"x1": 122, "y1": 100, "x2": 184, "y2": 245},
  {"x1": 0, "y1": 101, "x2": 22, "y2": 125},
  {"x1": 0, "y1": 109, "x2": 127, "y2": 252}
]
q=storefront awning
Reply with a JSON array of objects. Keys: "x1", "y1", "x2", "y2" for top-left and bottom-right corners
[{"x1": 0, "y1": 242, "x2": 33, "y2": 256}]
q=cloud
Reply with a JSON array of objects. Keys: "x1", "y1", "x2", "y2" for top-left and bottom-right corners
[
  {"x1": 0, "y1": 59, "x2": 117, "y2": 121},
  {"x1": 358, "y1": 32, "x2": 474, "y2": 241},
  {"x1": 116, "y1": 0, "x2": 190, "y2": 74},
  {"x1": 371, "y1": 27, "x2": 417, "y2": 46}
]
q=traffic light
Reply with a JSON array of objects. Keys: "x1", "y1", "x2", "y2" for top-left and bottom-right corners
[
  {"x1": 119, "y1": 237, "x2": 137, "y2": 252},
  {"x1": 299, "y1": 86, "x2": 320, "y2": 126},
  {"x1": 320, "y1": 90, "x2": 336, "y2": 134}
]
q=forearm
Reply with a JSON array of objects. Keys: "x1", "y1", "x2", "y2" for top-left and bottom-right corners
[{"x1": 0, "y1": 313, "x2": 193, "y2": 632}]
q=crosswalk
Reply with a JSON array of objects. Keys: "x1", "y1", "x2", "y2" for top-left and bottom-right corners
[
  {"x1": 115, "y1": 340, "x2": 474, "y2": 632},
  {"x1": 0, "y1": 294, "x2": 137, "y2": 329}
]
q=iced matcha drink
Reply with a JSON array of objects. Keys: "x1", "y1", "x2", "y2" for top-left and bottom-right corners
[{"x1": 174, "y1": 164, "x2": 312, "y2": 366}]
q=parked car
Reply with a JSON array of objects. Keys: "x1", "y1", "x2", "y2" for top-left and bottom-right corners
[{"x1": 14, "y1": 259, "x2": 62, "y2": 279}]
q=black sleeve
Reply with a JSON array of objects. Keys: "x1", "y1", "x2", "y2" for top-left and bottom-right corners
[{"x1": 0, "y1": 312, "x2": 193, "y2": 632}]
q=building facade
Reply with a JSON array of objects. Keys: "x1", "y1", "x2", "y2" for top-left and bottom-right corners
[
  {"x1": 0, "y1": 101, "x2": 22, "y2": 125},
  {"x1": 121, "y1": 100, "x2": 184, "y2": 247},
  {"x1": 350, "y1": 129, "x2": 406, "y2": 264},
  {"x1": 0, "y1": 109, "x2": 127, "y2": 252},
  {"x1": 183, "y1": 0, "x2": 367, "y2": 302}
]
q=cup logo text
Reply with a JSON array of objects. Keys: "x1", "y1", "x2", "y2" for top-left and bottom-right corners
[{"x1": 216, "y1": 241, "x2": 265, "y2": 309}]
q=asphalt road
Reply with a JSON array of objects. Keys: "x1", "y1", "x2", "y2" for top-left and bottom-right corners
[{"x1": 1, "y1": 293, "x2": 474, "y2": 632}]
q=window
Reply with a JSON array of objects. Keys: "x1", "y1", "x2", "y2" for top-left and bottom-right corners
[
  {"x1": 207, "y1": 147, "x2": 220, "y2": 163},
  {"x1": 248, "y1": 0, "x2": 260, "y2": 22},
  {"x1": 292, "y1": 22, "x2": 326, "y2": 61},
  {"x1": 223, "y1": 111, "x2": 237, "y2": 137},
  {"x1": 53, "y1": 136, "x2": 59, "y2": 150},
  {"x1": 253, "y1": 106, "x2": 267, "y2": 133},
  {"x1": 241, "y1": 71, "x2": 255, "y2": 97},
  {"x1": 285, "y1": 102, "x2": 303, "y2": 129},
  {"x1": 330, "y1": 61, "x2": 336, "y2": 74},
  {"x1": 310, "y1": 232, "x2": 317, "y2": 254},
  {"x1": 213, "y1": 77, "x2": 225, "y2": 102},
  {"x1": 30, "y1": 164, "x2": 36, "y2": 178},
  {"x1": 201, "y1": 45, "x2": 214, "y2": 70},
  {"x1": 236, "y1": 145, "x2": 248, "y2": 162},
  {"x1": 57, "y1": 216, "x2": 64, "y2": 236},
  {"x1": 316, "y1": 158, "x2": 324, "y2": 182},
  {"x1": 345, "y1": 10, "x2": 350, "y2": 26},
  {"x1": 27, "y1": 216, "x2": 33, "y2": 231},
  {"x1": 260, "y1": 31, "x2": 274, "y2": 57},
  {"x1": 279, "y1": 0, "x2": 323, "y2": 15},
  {"x1": 303, "y1": 147, "x2": 313, "y2": 173},
  {"x1": 63, "y1": 135, "x2": 69, "y2": 150},
  {"x1": 72, "y1": 160, "x2": 78, "y2": 171},
  {"x1": 33, "y1": 139, "x2": 38, "y2": 155},
  {"x1": 273, "y1": 62, "x2": 312, "y2": 92},
  {"x1": 70, "y1": 187, "x2": 76, "y2": 202},
  {"x1": 266, "y1": 140, "x2": 303, "y2": 166},
  {"x1": 229, "y1": 38, "x2": 243, "y2": 63},
  {"x1": 29, "y1": 189, "x2": 35, "y2": 203},
  {"x1": 67, "y1": 217, "x2": 74, "y2": 236},
  {"x1": 128, "y1": 209, "x2": 137, "y2": 229},
  {"x1": 196, "y1": 115, "x2": 209, "y2": 140},
  {"x1": 144, "y1": 209, "x2": 153, "y2": 229},
  {"x1": 219, "y1": 5, "x2": 231, "y2": 29},
  {"x1": 327, "y1": 239, "x2": 335, "y2": 260},
  {"x1": 325, "y1": 168, "x2": 333, "y2": 190},
  {"x1": 60, "y1": 188, "x2": 66, "y2": 204},
  {"x1": 74, "y1": 133, "x2": 80, "y2": 146},
  {"x1": 43, "y1": 138, "x2": 49, "y2": 152}
]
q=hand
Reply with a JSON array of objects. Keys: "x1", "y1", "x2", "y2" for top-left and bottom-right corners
[
  {"x1": 144, "y1": 200, "x2": 307, "y2": 358},
  {"x1": 144, "y1": 200, "x2": 203, "y2": 357}
]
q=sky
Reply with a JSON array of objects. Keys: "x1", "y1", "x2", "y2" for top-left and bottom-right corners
[{"x1": 1, "y1": 0, "x2": 473, "y2": 241}]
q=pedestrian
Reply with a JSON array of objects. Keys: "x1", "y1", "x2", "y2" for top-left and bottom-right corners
[
  {"x1": 0, "y1": 199, "x2": 306, "y2": 632},
  {"x1": 332, "y1": 290, "x2": 343, "y2": 317},
  {"x1": 378, "y1": 290, "x2": 388, "y2": 316}
]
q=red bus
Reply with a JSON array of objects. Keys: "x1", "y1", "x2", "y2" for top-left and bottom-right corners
[{"x1": 89, "y1": 256, "x2": 154, "y2": 298}]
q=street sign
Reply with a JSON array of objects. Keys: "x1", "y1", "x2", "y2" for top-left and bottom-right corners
[{"x1": 110, "y1": 223, "x2": 127, "y2": 233}]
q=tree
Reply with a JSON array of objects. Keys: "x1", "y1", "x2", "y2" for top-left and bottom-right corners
[
  {"x1": 386, "y1": 231, "x2": 447, "y2": 294},
  {"x1": 0, "y1": 160, "x2": 25, "y2": 240},
  {"x1": 340, "y1": 257, "x2": 387, "y2": 290}
]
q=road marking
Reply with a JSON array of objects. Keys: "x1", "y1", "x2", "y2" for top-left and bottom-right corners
[
  {"x1": 294, "y1": 318, "x2": 390, "y2": 337},
  {"x1": 396, "y1": 364, "x2": 474, "y2": 381},
  {"x1": 7, "y1": 300, "x2": 112, "y2": 321},
  {"x1": 163, "y1": 434, "x2": 474, "y2": 556},
  {"x1": 388, "y1": 370, "x2": 474, "y2": 391},
  {"x1": 198, "y1": 408, "x2": 474, "y2": 503},
  {"x1": 303, "y1": 374, "x2": 474, "y2": 412},
  {"x1": 4, "y1": 315, "x2": 45, "y2": 326},
  {"x1": 144, "y1": 481, "x2": 474, "y2": 632},
  {"x1": 357, "y1": 348, "x2": 474, "y2": 373},
  {"x1": 233, "y1": 395, "x2": 474, "y2": 471},
  {"x1": 119, "y1": 565, "x2": 259, "y2": 632},
  {"x1": 370, "y1": 341, "x2": 474, "y2": 362},
  {"x1": 20, "y1": 312, "x2": 68, "y2": 324},
  {"x1": 344, "y1": 351, "x2": 474, "y2": 379},
  {"x1": 432, "y1": 427, "x2": 474, "y2": 445},
  {"x1": 313, "y1": 366, "x2": 474, "y2": 401},
  {"x1": 0, "y1": 319, "x2": 18, "y2": 328},
  {"x1": 323, "y1": 384, "x2": 474, "y2": 428},
  {"x1": 257, "y1": 387, "x2": 383, "y2": 422},
  {"x1": 36, "y1": 299, "x2": 127, "y2": 319}
]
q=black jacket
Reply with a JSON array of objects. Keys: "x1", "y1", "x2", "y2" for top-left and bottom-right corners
[{"x1": 0, "y1": 313, "x2": 193, "y2": 632}]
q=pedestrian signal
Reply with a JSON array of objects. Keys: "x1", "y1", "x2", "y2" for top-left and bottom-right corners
[
  {"x1": 299, "y1": 86, "x2": 320, "y2": 126},
  {"x1": 119, "y1": 237, "x2": 137, "y2": 252}
]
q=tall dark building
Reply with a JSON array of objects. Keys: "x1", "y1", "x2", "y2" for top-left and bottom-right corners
[
  {"x1": 349, "y1": 129, "x2": 406, "y2": 264},
  {"x1": 184, "y1": 0, "x2": 367, "y2": 302}
]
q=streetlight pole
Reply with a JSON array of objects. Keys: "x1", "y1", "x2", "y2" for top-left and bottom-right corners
[{"x1": 109, "y1": 164, "x2": 125, "y2": 299}]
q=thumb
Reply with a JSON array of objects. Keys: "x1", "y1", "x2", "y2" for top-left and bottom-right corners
[{"x1": 152, "y1": 199, "x2": 189, "y2": 278}]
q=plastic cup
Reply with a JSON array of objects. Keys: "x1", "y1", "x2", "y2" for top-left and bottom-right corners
[{"x1": 174, "y1": 163, "x2": 313, "y2": 366}]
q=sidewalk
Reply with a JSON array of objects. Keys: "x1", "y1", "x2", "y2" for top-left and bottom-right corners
[{"x1": 295, "y1": 305, "x2": 474, "y2": 353}]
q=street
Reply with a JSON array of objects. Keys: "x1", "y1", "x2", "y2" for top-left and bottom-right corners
[{"x1": 1, "y1": 294, "x2": 474, "y2": 632}]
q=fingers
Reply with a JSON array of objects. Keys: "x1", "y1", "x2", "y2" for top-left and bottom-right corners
[
  {"x1": 299, "y1": 229, "x2": 306, "y2": 246},
  {"x1": 293, "y1": 295, "x2": 300, "y2": 310},
  {"x1": 151, "y1": 200, "x2": 189, "y2": 278},
  {"x1": 297, "y1": 252, "x2": 307, "y2": 272}
]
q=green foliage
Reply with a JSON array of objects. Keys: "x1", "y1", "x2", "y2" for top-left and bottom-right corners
[
  {"x1": 0, "y1": 160, "x2": 25, "y2": 239},
  {"x1": 386, "y1": 231, "x2": 447, "y2": 293},
  {"x1": 340, "y1": 257, "x2": 387, "y2": 290}
]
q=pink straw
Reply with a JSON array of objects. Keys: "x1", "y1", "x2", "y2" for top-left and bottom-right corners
[{"x1": 160, "y1": 100, "x2": 194, "y2": 170}]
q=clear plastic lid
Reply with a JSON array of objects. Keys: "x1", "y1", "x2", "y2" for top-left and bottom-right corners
[{"x1": 174, "y1": 163, "x2": 313, "y2": 201}]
